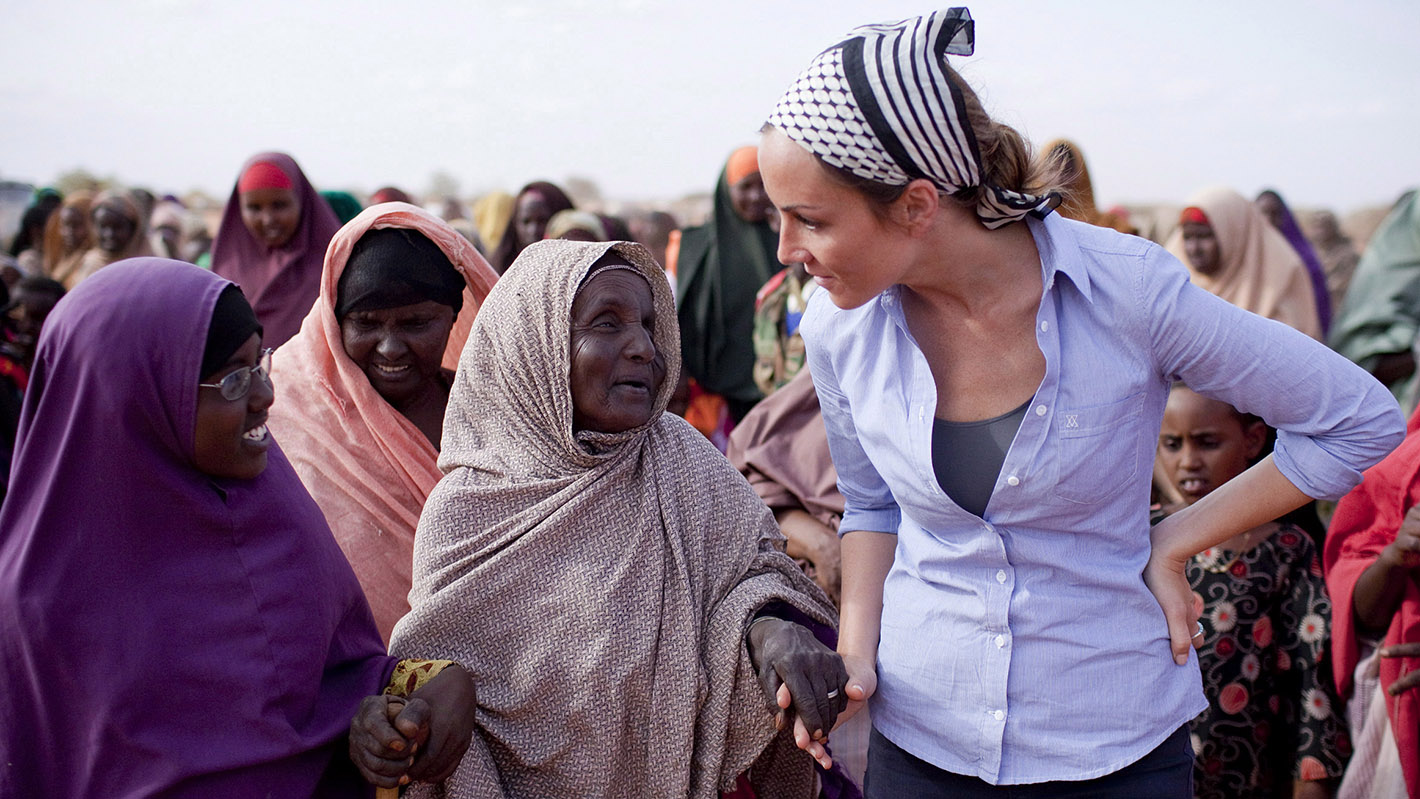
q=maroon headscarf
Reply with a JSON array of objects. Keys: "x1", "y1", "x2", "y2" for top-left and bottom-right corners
[
  {"x1": 211, "y1": 152, "x2": 342, "y2": 347},
  {"x1": 0, "y1": 258, "x2": 394, "y2": 797}
]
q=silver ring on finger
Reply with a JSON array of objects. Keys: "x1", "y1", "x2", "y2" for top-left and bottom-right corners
[
  {"x1": 825, "y1": 689, "x2": 840, "y2": 699},
  {"x1": 1192, "y1": 621, "x2": 1205, "y2": 639}
]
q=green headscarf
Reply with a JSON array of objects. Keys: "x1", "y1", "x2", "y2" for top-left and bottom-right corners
[
  {"x1": 1329, "y1": 190, "x2": 1420, "y2": 408},
  {"x1": 675, "y1": 162, "x2": 779, "y2": 416},
  {"x1": 321, "y1": 190, "x2": 363, "y2": 225}
]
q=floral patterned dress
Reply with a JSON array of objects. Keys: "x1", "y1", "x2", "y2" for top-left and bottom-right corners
[{"x1": 1188, "y1": 521, "x2": 1350, "y2": 798}]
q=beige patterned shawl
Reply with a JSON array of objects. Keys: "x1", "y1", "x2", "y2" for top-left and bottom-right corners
[
  {"x1": 1165, "y1": 186, "x2": 1322, "y2": 339},
  {"x1": 390, "y1": 240, "x2": 835, "y2": 798}
]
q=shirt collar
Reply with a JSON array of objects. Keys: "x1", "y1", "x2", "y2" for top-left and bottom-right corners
[
  {"x1": 876, "y1": 213, "x2": 1095, "y2": 328},
  {"x1": 1029, "y1": 213, "x2": 1095, "y2": 304}
]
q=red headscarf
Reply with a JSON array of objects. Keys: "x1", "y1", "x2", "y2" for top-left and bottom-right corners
[{"x1": 210, "y1": 152, "x2": 341, "y2": 347}]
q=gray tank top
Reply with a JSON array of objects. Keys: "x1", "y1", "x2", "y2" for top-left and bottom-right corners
[{"x1": 930, "y1": 398, "x2": 1031, "y2": 517}]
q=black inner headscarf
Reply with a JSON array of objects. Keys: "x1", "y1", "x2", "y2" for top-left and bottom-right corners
[
  {"x1": 335, "y1": 227, "x2": 465, "y2": 318},
  {"x1": 202, "y1": 285, "x2": 263, "y2": 379}
]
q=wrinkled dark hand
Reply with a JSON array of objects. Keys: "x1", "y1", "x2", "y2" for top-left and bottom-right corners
[
  {"x1": 1382, "y1": 641, "x2": 1420, "y2": 697},
  {"x1": 747, "y1": 617, "x2": 848, "y2": 745},
  {"x1": 350, "y1": 695, "x2": 419, "y2": 788},
  {"x1": 349, "y1": 665, "x2": 476, "y2": 787}
]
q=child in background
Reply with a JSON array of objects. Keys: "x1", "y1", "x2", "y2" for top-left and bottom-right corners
[{"x1": 1158, "y1": 384, "x2": 1349, "y2": 799}]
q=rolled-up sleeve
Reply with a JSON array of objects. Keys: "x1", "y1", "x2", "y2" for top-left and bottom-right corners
[
  {"x1": 801, "y1": 295, "x2": 902, "y2": 535},
  {"x1": 1144, "y1": 249, "x2": 1405, "y2": 500}
]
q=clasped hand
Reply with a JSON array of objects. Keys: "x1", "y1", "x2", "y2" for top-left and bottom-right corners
[
  {"x1": 348, "y1": 664, "x2": 477, "y2": 788},
  {"x1": 747, "y1": 617, "x2": 849, "y2": 769}
]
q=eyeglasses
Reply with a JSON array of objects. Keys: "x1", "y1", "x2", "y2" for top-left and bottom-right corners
[{"x1": 199, "y1": 348, "x2": 273, "y2": 401}]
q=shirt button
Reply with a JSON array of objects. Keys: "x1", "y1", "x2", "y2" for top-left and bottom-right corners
[
  {"x1": 1006, "y1": 475, "x2": 1019, "y2": 486},
  {"x1": 1039, "y1": 320, "x2": 1049, "y2": 332},
  {"x1": 993, "y1": 709, "x2": 1005, "y2": 721},
  {"x1": 1035, "y1": 405, "x2": 1047, "y2": 416},
  {"x1": 996, "y1": 569, "x2": 1007, "y2": 584},
  {"x1": 995, "y1": 634, "x2": 1005, "y2": 648},
  {"x1": 983, "y1": 522, "x2": 994, "y2": 534}
]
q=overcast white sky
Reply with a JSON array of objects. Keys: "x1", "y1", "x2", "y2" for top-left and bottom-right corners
[{"x1": 4, "y1": 0, "x2": 1417, "y2": 213}]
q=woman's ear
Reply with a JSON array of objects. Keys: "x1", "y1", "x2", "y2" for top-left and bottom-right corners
[
  {"x1": 893, "y1": 179, "x2": 940, "y2": 235},
  {"x1": 1243, "y1": 420, "x2": 1268, "y2": 461}
]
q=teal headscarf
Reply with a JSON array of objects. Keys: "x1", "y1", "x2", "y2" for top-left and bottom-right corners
[
  {"x1": 1329, "y1": 190, "x2": 1420, "y2": 409},
  {"x1": 321, "y1": 191, "x2": 363, "y2": 225}
]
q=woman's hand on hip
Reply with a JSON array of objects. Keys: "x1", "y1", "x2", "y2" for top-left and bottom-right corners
[{"x1": 1145, "y1": 518, "x2": 1200, "y2": 666}]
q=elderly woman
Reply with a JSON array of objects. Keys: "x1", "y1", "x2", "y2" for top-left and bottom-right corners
[
  {"x1": 268, "y1": 202, "x2": 497, "y2": 642},
  {"x1": 211, "y1": 152, "x2": 342, "y2": 347},
  {"x1": 390, "y1": 240, "x2": 843, "y2": 798},
  {"x1": 0, "y1": 258, "x2": 476, "y2": 797}
]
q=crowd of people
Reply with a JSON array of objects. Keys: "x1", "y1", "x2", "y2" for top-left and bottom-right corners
[{"x1": 1, "y1": 7, "x2": 1418, "y2": 799}]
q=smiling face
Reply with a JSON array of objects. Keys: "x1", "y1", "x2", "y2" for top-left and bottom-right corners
[
  {"x1": 1157, "y1": 386, "x2": 1265, "y2": 505},
  {"x1": 93, "y1": 205, "x2": 136, "y2": 254},
  {"x1": 1180, "y1": 220, "x2": 1222, "y2": 276},
  {"x1": 759, "y1": 127, "x2": 911, "y2": 310},
  {"x1": 194, "y1": 333, "x2": 275, "y2": 480},
  {"x1": 340, "y1": 300, "x2": 455, "y2": 409},
  {"x1": 239, "y1": 187, "x2": 302, "y2": 250},
  {"x1": 569, "y1": 266, "x2": 666, "y2": 433}
]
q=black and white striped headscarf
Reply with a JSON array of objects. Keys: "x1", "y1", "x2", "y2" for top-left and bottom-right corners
[{"x1": 767, "y1": 8, "x2": 1058, "y2": 229}]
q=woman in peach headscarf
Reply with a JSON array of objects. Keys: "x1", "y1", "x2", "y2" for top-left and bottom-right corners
[
  {"x1": 267, "y1": 202, "x2": 497, "y2": 641},
  {"x1": 1167, "y1": 187, "x2": 1322, "y2": 340}
]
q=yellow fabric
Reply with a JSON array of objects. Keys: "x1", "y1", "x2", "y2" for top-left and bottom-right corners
[{"x1": 384, "y1": 659, "x2": 456, "y2": 698}]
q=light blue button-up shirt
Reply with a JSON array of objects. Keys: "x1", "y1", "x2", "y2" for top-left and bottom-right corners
[{"x1": 802, "y1": 213, "x2": 1403, "y2": 785}]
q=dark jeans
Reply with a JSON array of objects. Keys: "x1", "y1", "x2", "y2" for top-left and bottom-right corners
[{"x1": 863, "y1": 725, "x2": 1194, "y2": 799}]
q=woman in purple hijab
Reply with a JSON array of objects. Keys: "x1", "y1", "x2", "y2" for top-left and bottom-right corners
[
  {"x1": 0, "y1": 258, "x2": 474, "y2": 797},
  {"x1": 211, "y1": 152, "x2": 342, "y2": 347},
  {"x1": 1256, "y1": 188, "x2": 1333, "y2": 335}
]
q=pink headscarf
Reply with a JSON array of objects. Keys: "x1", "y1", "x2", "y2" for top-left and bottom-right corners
[
  {"x1": 211, "y1": 152, "x2": 341, "y2": 347},
  {"x1": 267, "y1": 202, "x2": 498, "y2": 641}
]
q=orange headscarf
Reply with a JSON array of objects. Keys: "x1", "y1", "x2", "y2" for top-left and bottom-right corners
[
  {"x1": 267, "y1": 202, "x2": 498, "y2": 641},
  {"x1": 724, "y1": 146, "x2": 760, "y2": 186},
  {"x1": 1166, "y1": 187, "x2": 1322, "y2": 340}
]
